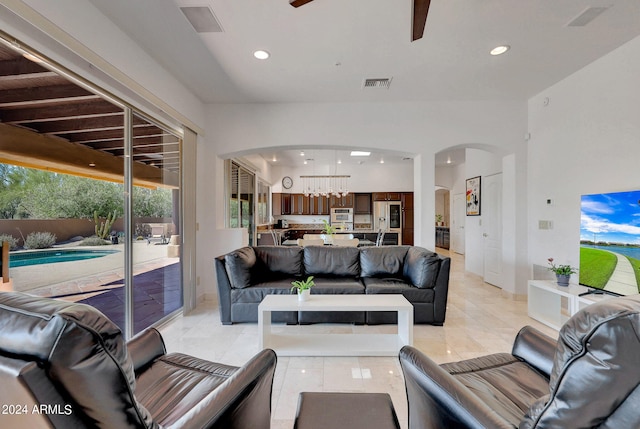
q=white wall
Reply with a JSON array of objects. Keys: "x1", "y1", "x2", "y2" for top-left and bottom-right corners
[
  {"x1": 528, "y1": 35, "x2": 640, "y2": 282},
  {"x1": 270, "y1": 162, "x2": 413, "y2": 193},
  {"x1": 463, "y1": 149, "x2": 503, "y2": 276}
]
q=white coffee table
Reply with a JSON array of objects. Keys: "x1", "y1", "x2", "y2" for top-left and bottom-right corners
[{"x1": 258, "y1": 294, "x2": 413, "y2": 356}]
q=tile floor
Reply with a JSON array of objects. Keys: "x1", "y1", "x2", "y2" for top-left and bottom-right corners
[{"x1": 158, "y1": 250, "x2": 558, "y2": 429}]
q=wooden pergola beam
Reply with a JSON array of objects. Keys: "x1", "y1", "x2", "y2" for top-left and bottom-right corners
[{"x1": 0, "y1": 123, "x2": 178, "y2": 189}]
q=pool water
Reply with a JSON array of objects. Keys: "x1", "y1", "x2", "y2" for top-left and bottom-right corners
[{"x1": 9, "y1": 249, "x2": 119, "y2": 268}]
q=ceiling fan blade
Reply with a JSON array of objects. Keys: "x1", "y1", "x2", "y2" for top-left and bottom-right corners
[
  {"x1": 412, "y1": 0, "x2": 432, "y2": 41},
  {"x1": 290, "y1": 0, "x2": 314, "y2": 7}
]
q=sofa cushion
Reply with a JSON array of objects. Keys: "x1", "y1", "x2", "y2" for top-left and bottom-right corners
[
  {"x1": 135, "y1": 353, "x2": 238, "y2": 427},
  {"x1": 363, "y1": 278, "x2": 434, "y2": 302},
  {"x1": 303, "y1": 246, "x2": 360, "y2": 277},
  {"x1": 308, "y1": 277, "x2": 365, "y2": 294},
  {"x1": 521, "y1": 294, "x2": 640, "y2": 429},
  {"x1": 224, "y1": 246, "x2": 256, "y2": 289},
  {"x1": 360, "y1": 246, "x2": 409, "y2": 278},
  {"x1": 254, "y1": 246, "x2": 303, "y2": 278},
  {"x1": 403, "y1": 247, "x2": 441, "y2": 289},
  {"x1": 441, "y1": 353, "x2": 549, "y2": 427},
  {"x1": 231, "y1": 280, "x2": 296, "y2": 303}
]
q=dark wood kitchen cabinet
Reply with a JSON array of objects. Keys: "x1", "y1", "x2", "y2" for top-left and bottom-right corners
[
  {"x1": 436, "y1": 227, "x2": 450, "y2": 249},
  {"x1": 373, "y1": 192, "x2": 401, "y2": 201},
  {"x1": 354, "y1": 193, "x2": 372, "y2": 214},
  {"x1": 291, "y1": 193, "x2": 310, "y2": 215},
  {"x1": 330, "y1": 194, "x2": 354, "y2": 208},
  {"x1": 272, "y1": 193, "x2": 291, "y2": 216},
  {"x1": 309, "y1": 195, "x2": 330, "y2": 215},
  {"x1": 401, "y1": 192, "x2": 414, "y2": 245}
]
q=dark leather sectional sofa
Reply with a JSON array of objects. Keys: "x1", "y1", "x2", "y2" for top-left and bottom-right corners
[
  {"x1": 0, "y1": 291, "x2": 276, "y2": 429},
  {"x1": 215, "y1": 245, "x2": 451, "y2": 325}
]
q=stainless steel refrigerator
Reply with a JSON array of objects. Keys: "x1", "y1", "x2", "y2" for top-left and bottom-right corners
[{"x1": 373, "y1": 201, "x2": 402, "y2": 244}]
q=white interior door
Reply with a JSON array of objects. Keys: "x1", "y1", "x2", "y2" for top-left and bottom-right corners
[
  {"x1": 452, "y1": 193, "x2": 465, "y2": 254},
  {"x1": 483, "y1": 173, "x2": 502, "y2": 287}
]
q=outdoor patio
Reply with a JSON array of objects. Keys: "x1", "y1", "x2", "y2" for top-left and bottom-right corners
[{"x1": 8, "y1": 240, "x2": 181, "y2": 334}]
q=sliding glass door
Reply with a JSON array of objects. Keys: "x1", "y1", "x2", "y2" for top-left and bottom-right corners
[
  {"x1": 0, "y1": 34, "x2": 185, "y2": 339},
  {"x1": 130, "y1": 113, "x2": 183, "y2": 334}
]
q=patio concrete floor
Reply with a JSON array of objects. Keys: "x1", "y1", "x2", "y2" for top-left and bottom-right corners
[{"x1": 9, "y1": 240, "x2": 176, "y2": 301}]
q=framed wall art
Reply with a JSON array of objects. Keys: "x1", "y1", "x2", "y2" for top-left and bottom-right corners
[{"x1": 466, "y1": 176, "x2": 481, "y2": 216}]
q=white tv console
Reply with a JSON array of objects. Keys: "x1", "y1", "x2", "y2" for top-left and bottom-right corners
[{"x1": 527, "y1": 280, "x2": 613, "y2": 330}]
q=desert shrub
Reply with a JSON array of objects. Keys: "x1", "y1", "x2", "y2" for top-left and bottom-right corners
[
  {"x1": 0, "y1": 234, "x2": 19, "y2": 250},
  {"x1": 79, "y1": 236, "x2": 110, "y2": 246},
  {"x1": 23, "y1": 231, "x2": 56, "y2": 249}
]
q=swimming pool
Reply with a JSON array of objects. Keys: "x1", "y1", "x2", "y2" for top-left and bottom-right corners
[{"x1": 8, "y1": 249, "x2": 119, "y2": 268}]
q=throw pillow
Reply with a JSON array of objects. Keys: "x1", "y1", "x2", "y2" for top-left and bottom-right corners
[
  {"x1": 360, "y1": 246, "x2": 409, "y2": 278},
  {"x1": 224, "y1": 246, "x2": 256, "y2": 289},
  {"x1": 303, "y1": 246, "x2": 360, "y2": 277},
  {"x1": 254, "y1": 246, "x2": 303, "y2": 278},
  {"x1": 403, "y1": 247, "x2": 441, "y2": 288}
]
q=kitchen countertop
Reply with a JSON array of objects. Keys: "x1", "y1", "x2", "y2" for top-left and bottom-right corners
[{"x1": 258, "y1": 226, "x2": 399, "y2": 234}]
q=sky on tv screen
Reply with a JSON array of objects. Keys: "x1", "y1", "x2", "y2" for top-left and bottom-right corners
[{"x1": 581, "y1": 190, "x2": 640, "y2": 245}]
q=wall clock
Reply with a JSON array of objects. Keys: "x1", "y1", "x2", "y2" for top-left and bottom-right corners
[{"x1": 282, "y1": 176, "x2": 293, "y2": 189}]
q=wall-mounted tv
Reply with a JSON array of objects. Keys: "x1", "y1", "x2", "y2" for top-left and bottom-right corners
[{"x1": 580, "y1": 190, "x2": 640, "y2": 296}]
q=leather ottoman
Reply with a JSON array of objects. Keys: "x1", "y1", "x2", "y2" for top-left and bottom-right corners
[{"x1": 294, "y1": 392, "x2": 401, "y2": 429}]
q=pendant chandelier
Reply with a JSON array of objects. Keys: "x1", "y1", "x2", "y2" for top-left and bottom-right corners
[{"x1": 300, "y1": 175, "x2": 350, "y2": 198}]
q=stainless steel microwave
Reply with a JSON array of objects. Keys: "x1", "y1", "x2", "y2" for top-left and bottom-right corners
[{"x1": 330, "y1": 208, "x2": 353, "y2": 223}]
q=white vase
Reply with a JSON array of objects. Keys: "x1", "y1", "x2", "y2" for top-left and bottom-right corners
[{"x1": 298, "y1": 289, "x2": 311, "y2": 301}]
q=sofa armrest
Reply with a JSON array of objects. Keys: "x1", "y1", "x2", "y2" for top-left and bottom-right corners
[
  {"x1": 511, "y1": 326, "x2": 557, "y2": 378},
  {"x1": 127, "y1": 327, "x2": 166, "y2": 374},
  {"x1": 165, "y1": 348, "x2": 277, "y2": 429},
  {"x1": 215, "y1": 256, "x2": 233, "y2": 325},
  {"x1": 432, "y1": 256, "x2": 451, "y2": 324},
  {"x1": 399, "y1": 345, "x2": 514, "y2": 429}
]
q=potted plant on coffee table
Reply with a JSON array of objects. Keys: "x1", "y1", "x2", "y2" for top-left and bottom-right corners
[{"x1": 291, "y1": 276, "x2": 314, "y2": 301}]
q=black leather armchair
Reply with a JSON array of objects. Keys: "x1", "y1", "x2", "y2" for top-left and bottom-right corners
[
  {"x1": 0, "y1": 291, "x2": 277, "y2": 429},
  {"x1": 399, "y1": 294, "x2": 640, "y2": 429}
]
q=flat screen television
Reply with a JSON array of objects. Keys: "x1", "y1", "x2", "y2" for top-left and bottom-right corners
[{"x1": 580, "y1": 190, "x2": 640, "y2": 296}]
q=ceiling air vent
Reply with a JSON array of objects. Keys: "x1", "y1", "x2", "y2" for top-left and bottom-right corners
[
  {"x1": 362, "y1": 78, "x2": 392, "y2": 89},
  {"x1": 567, "y1": 7, "x2": 609, "y2": 27},
  {"x1": 180, "y1": 6, "x2": 223, "y2": 33}
]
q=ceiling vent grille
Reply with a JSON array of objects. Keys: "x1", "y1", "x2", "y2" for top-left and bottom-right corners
[
  {"x1": 362, "y1": 78, "x2": 392, "y2": 89},
  {"x1": 567, "y1": 7, "x2": 609, "y2": 27},
  {"x1": 180, "y1": 6, "x2": 223, "y2": 33}
]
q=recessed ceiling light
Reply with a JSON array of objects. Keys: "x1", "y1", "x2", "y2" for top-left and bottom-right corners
[
  {"x1": 350, "y1": 151, "x2": 371, "y2": 157},
  {"x1": 337, "y1": 159, "x2": 342, "y2": 164},
  {"x1": 253, "y1": 50, "x2": 270, "y2": 60},
  {"x1": 300, "y1": 151, "x2": 305, "y2": 156},
  {"x1": 490, "y1": 45, "x2": 510, "y2": 56},
  {"x1": 88, "y1": 162, "x2": 96, "y2": 167},
  {"x1": 380, "y1": 159, "x2": 385, "y2": 164},
  {"x1": 272, "y1": 156, "x2": 277, "y2": 162}
]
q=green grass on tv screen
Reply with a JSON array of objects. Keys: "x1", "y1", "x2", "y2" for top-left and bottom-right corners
[{"x1": 579, "y1": 247, "x2": 617, "y2": 289}]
